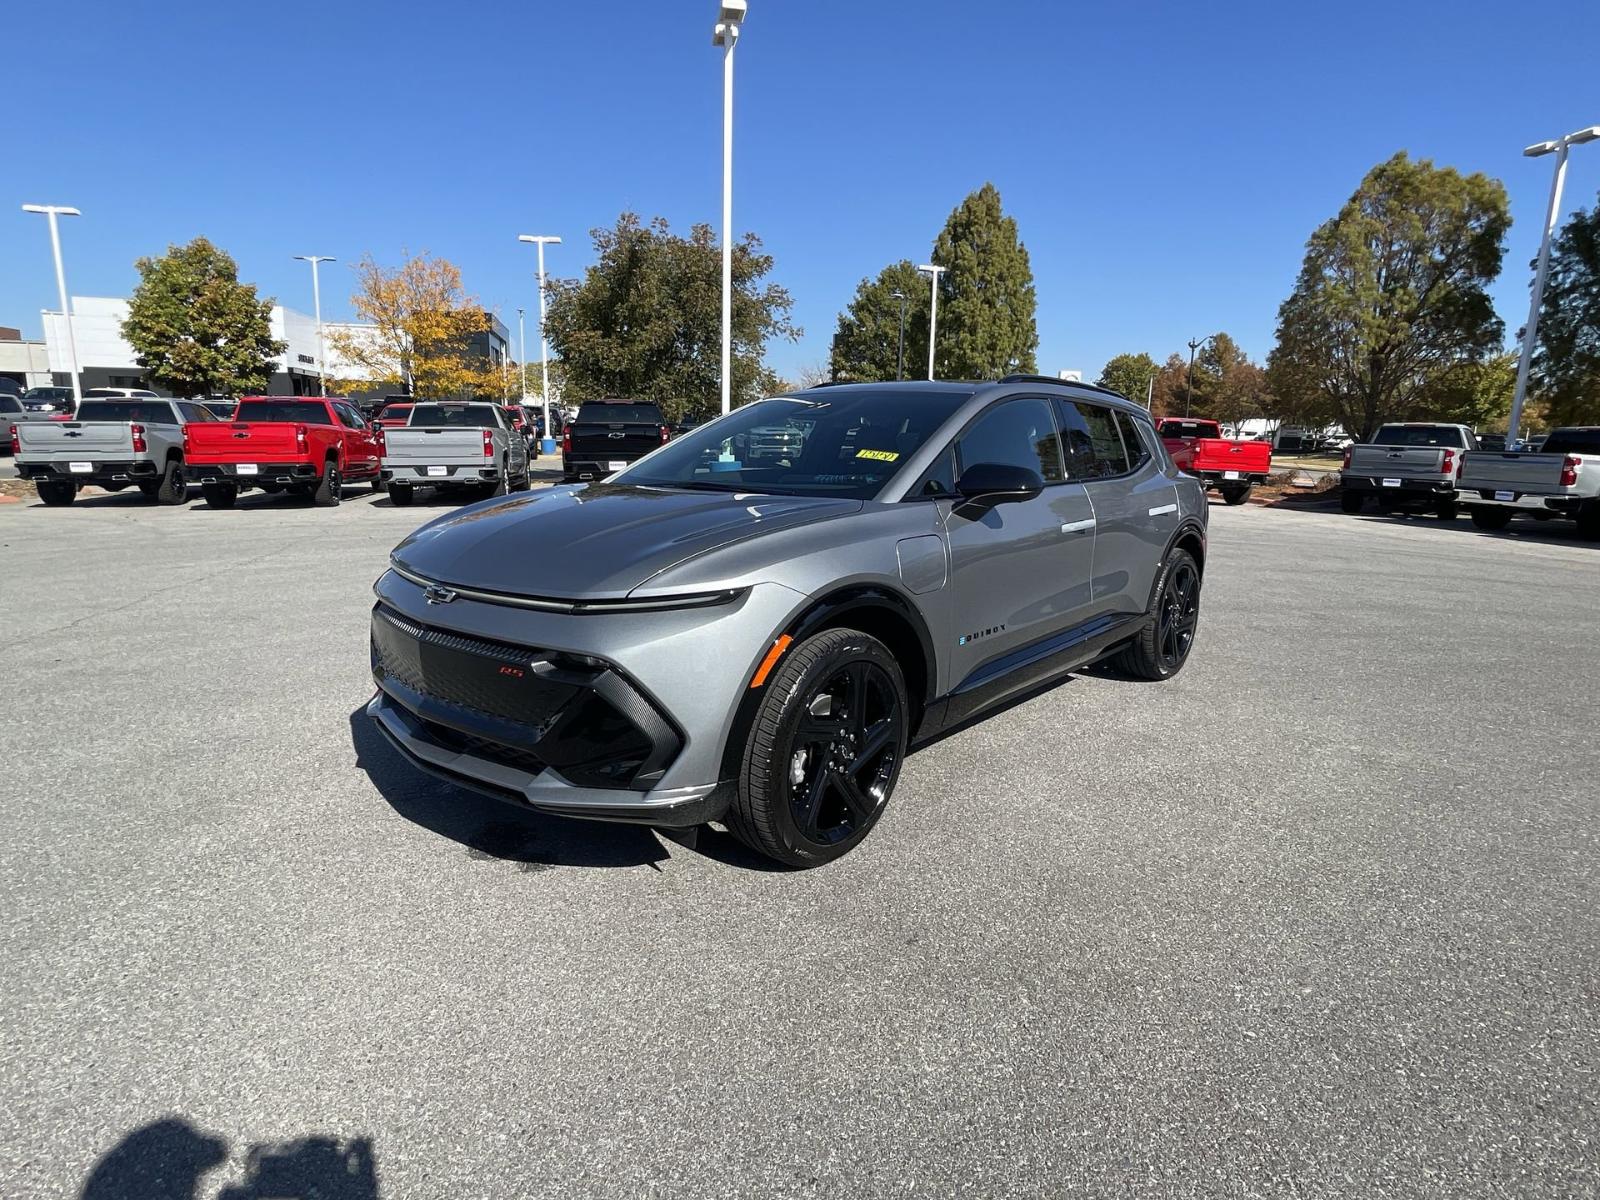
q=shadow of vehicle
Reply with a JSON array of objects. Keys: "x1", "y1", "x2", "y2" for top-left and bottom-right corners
[
  {"x1": 1353, "y1": 511, "x2": 1600, "y2": 548},
  {"x1": 347, "y1": 704, "x2": 781, "y2": 873},
  {"x1": 80, "y1": 1117, "x2": 377, "y2": 1200}
]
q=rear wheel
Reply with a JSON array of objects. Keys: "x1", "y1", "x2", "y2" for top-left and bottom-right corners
[
  {"x1": 1110, "y1": 547, "x2": 1201, "y2": 681},
  {"x1": 388, "y1": 483, "x2": 415, "y2": 507},
  {"x1": 37, "y1": 480, "x2": 77, "y2": 507},
  {"x1": 155, "y1": 458, "x2": 186, "y2": 505},
  {"x1": 1219, "y1": 483, "x2": 1252, "y2": 505},
  {"x1": 313, "y1": 462, "x2": 342, "y2": 507},
  {"x1": 1340, "y1": 490, "x2": 1364, "y2": 514},
  {"x1": 201, "y1": 482, "x2": 238, "y2": 509},
  {"x1": 1435, "y1": 500, "x2": 1458, "y2": 521},
  {"x1": 1469, "y1": 507, "x2": 1512, "y2": 531},
  {"x1": 371, "y1": 476, "x2": 387, "y2": 494},
  {"x1": 486, "y1": 467, "x2": 509, "y2": 498},
  {"x1": 1576, "y1": 501, "x2": 1600, "y2": 542},
  {"x1": 729, "y1": 628, "x2": 908, "y2": 868}
]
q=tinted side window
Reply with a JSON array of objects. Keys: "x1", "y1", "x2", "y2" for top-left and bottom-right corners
[
  {"x1": 333, "y1": 403, "x2": 364, "y2": 430},
  {"x1": 1073, "y1": 402, "x2": 1129, "y2": 477},
  {"x1": 1115, "y1": 411, "x2": 1152, "y2": 470},
  {"x1": 957, "y1": 399, "x2": 1064, "y2": 483},
  {"x1": 0, "y1": 397, "x2": 21, "y2": 414}
]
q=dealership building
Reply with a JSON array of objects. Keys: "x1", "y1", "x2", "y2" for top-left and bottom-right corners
[{"x1": 22, "y1": 297, "x2": 509, "y2": 400}]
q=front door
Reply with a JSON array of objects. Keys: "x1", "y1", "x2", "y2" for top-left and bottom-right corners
[{"x1": 941, "y1": 397, "x2": 1097, "y2": 693}]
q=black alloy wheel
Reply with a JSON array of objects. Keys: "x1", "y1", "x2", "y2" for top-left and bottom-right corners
[
  {"x1": 1156, "y1": 558, "x2": 1201, "y2": 672},
  {"x1": 786, "y1": 659, "x2": 904, "y2": 848}
]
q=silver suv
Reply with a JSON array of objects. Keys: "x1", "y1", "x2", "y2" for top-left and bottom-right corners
[{"x1": 367, "y1": 378, "x2": 1209, "y2": 867}]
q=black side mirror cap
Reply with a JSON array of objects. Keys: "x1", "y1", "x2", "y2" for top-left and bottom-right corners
[{"x1": 955, "y1": 462, "x2": 1044, "y2": 505}]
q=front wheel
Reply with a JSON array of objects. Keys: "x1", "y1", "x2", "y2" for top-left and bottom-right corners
[
  {"x1": 37, "y1": 480, "x2": 77, "y2": 507},
  {"x1": 729, "y1": 628, "x2": 909, "y2": 868},
  {"x1": 1110, "y1": 547, "x2": 1201, "y2": 681}
]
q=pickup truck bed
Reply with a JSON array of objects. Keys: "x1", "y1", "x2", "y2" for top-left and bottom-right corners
[
  {"x1": 1457, "y1": 427, "x2": 1600, "y2": 537},
  {"x1": 183, "y1": 397, "x2": 380, "y2": 509},
  {"x1": 381, "y1": 402, "x2": 530, "y2": 506},
  {"x1": 1340, "y1": 424, "x2": 1475, "y2": 518},
  {"x1": 13, "y1": 398, "x2": 194, "y2": 506},
  {"x1": 1155, "y1": 419, "x2": 1271, "y2": 504}
]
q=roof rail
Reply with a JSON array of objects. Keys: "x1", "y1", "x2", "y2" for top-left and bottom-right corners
[{"x1": 997, "y1": 374, "x2": 1130, "y2": 401}]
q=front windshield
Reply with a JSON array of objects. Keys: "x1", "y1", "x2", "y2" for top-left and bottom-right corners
[{"x1": 616, "y1": 390, "x2": 969, "y2": 499}]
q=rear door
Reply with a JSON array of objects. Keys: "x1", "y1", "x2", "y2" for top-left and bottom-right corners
[
  {"x1": 333, "y1": 401, "x2": 380, "y2": 477},
  {"x1": 1064, "y1": 400, "x2": 1178, "y2": 617},
  {"x1": 941, "y1": 396, "x2": 1096, "y2": 691}
]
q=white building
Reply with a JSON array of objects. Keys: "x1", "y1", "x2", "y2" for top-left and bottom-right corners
[
  {"x1": 33, "y1": 297, "x2": 509, "y2": 399},
  {"x1": 0, "y1": 328, "x2": 52, "y2": 390}
]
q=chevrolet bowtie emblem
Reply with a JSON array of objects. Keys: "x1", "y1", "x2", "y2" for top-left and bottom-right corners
[{"x1": 424, "y1": 585, "x2": 458, "y2": 605}]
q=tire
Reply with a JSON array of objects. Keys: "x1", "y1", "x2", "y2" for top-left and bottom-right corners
[
  {"x1": 512, "y1": 465, "x2": 531, "y2": 492},
  {"x1": 261, "y1": 483, "x2": 285, "y2": 495},
  {"x1": 1220, "y1": 483, "x2": 1252, "y2": 506},
  {"x1": 1469, "y1": 507, "x2": 1512, "y2": 531},
  {"x1": 313, "y1": 461, "x2": 342, "y2": 507},
  {"x1": 389, "y1": 483, "x2": 415, "y2": 507},
  {"x1": 371, "y1": 476, "x2": 387, "y2": 494},
  {"x1": 201, "y1": 481, "x2": 238, "y2": 509},
  {"x1": 1109, "y1": 547, "x2": 1202, "y2": 681},
  {"x1": 486, "y1": 467, "x2": 508, "y2": 498},
  {"x1": 1435, "y1": 500, "x2": 1458, "y2": 521},
  {"x1": 155, "y1": 458, "x2": 186, "y2": 505},
  {"x1": 728, "y1": 628, "x2": 909, "y2": 869},
  {"x1": 137, "y1": 482, "x2": 161, "y2": 500},
  {"x1": 1576, "y1": 502, "x2": 1600, "y2": 542},
  {"x1": 37, "y1": 480, "x2": 77, "y2": 507},
  {"x1": 1340, "y1": 490, "x2": 1364, "y2": 514}
]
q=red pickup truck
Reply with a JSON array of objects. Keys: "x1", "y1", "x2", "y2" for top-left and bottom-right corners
[
  {"x1": 1156, "y1": 418, "x2": 1272, "y2": 505},
  {"x1": 184, "y1": 396, "x2": 382, "y2": 509}
]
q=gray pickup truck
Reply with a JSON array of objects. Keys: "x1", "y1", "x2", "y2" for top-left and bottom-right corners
[
  {"x1": 13, "y1": 397, "x2": 211, "y2": 506},
  {"x1": 380, "y1": 402, "x2": 531, "y2": 507},
  {"x1": 1457, "y1": 426, "x2": 1600, "y2": 538},
  {"x1": 1340, "y1": 422, "x2": 1477, "y2": 519}
]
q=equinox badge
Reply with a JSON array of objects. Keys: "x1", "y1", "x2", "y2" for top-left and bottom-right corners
[{"x1": 424, "y1": 585, "x2": 458, "y2": 605}]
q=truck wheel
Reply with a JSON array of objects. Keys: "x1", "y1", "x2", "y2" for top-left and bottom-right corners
[
  {"x1": 202, "y1": 482, "x2": 238, "y2": 509},
  {"x1": 313, "y1": 462, "x2": 342, "y2": 507},
  {"x1": 1435, "y1": 500, "x2": 1458, "y2": 521},
  {"x1": 388, "y1": 483, "x2": 415, "y2": 507},
  {"x1": 485, "y1": 469, "x2": 508, "y2": 498},
  {"x1": 155, "y1": 459, "x2": 186, "y2": 505},
  {"x1": 1220, "y1": 483, "x2": 1252, "y2": 506},
  {"x1": 137, "y1": 482, "x2": 161, "y2": 500},
  {"x1": 728, "y1": 628, "x2": 908, "y2": 868},
  {"x1": 1469, "y1": 507, "x2": 1512, "y2": 531},
  {"x1": 37, "y1": 480, "x2": 77, "y2": 507},
  {"x1": 1339, "y1": 490, "x2": 1365, "y2": 513},
  {"x1": 371, "y1": 476, "x2": 387, "y2": 494},
  {"x1": 1576, "y1": 502, "x2": 1600, "y2": 542},
  {"x1": 1110, "y1": 547, "x2": 1201, "y2": 681}
]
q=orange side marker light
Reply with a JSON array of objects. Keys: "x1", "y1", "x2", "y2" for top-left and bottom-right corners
[{"x1": 749, "y1": 635, "x2": 794, "y2": 688}]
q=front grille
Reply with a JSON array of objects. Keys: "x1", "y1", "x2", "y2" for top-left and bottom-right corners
[{"x1": 370, "y1": 603, "x2": 682, "y2": 791}]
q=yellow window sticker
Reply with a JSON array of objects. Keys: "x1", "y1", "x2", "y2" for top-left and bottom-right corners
[{"x1": 855, "y1": 449, "x2": 899, "y2": 462}]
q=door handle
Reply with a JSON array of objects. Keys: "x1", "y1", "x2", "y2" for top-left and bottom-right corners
[{"x1": 1060, "y1": 518, "x2": 1096, "y2": 534}]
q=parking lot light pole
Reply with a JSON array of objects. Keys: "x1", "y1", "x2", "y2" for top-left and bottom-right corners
[
  {"x1": 1508, "y1": 125, "x2": 1600, "y2": 446},
  {"x1": 917, "y1": 264, "x2": 945, "y2": 380},
  {"x1": 891, "y1": 289, "x2": 907, "y2": 380},
  {"x1": 293, "y1": 255, "x2": 335, "y2": 394},
  {"x1": 517, "y1": 307, "x2": 528, "y2": 401},
  {"x1": 714, "y1": 1, "x2": 747, "y2": 415},
  {"x1": 1185, "y1": 335, "x2": 1214, "y2": 418},
  {"x1": 22, "y1": 204, "x2": 83, "y2": 408},
  {"x1": 518, "y1": 234, "x2": 562, "y2": 453}
]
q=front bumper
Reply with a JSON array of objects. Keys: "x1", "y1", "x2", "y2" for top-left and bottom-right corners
[
  {"x1": 17, "y1": 459, "x2": 160, "y2": 485},
  {"x1": 366, "y1": 571, "x2": 805, "y2": 824},
  {"x1": 188, "y1": 461, "x2": 319, "y2": 486}
]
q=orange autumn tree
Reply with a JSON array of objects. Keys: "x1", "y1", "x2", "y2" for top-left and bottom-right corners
[{"x1": 326, "y1": 251, "x2": 503, "y2": 400}]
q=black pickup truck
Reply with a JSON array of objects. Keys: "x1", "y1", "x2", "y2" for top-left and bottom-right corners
[{"x1": 561, "y1": 399, "x2": 671, "y2": 482}]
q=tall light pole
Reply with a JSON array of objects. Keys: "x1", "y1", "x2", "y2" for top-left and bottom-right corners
[
  {"x1": 1507, "y1": 125, "x2": 1600, "y2": 445},
  {"x1": 517, "y1": 307, "x2": 528, "y2": 401},
  {"x1": 22, "y1": 204, "x2": 83, "y2": 408},
  {"x1": 293, "y1": 255, "x2": 335, "y2": 394},
  {"x1": 891, "y1": 289, "x2": 907, "y2": 381},
  {"x1": 713, "y1": 1, "x2": 747, "y2": 415},
  {"x1": 518, "y1": 234, "x2": 562, "y2": 453},
  {"x1": 916, "y1": 264, "x2": 945, "y2": 380},
  {"x1": 1185, "y1": 335, "x2": 1214, "y2": 418}
]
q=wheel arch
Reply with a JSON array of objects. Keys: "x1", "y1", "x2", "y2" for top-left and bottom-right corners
[{"x1": 716, "y1": 584, "x2": 938, "y2": 784}]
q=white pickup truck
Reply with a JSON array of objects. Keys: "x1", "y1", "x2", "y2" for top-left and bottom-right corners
[
  {"x1": 12, "y1": 397, "x2": 213, "y2": 506},
  {"x1": 1339, "y1": 423, "x2": 1477, "y2": 519},
  {"x1": 1457, "y1": 426, "x2": 1600, "y2": 539},
  {"x1": 379, "y1": 402, "x2": 532, "y2": 507}
]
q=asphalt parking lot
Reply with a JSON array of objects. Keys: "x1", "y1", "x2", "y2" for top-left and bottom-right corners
[{"x1": 2, "y1": 488, "x2": 1596, "y2": 1198}]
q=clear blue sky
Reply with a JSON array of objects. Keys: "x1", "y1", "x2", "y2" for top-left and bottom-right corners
[{"x1": 4, "y1": 0, "x2": 1597, "y2": 383}]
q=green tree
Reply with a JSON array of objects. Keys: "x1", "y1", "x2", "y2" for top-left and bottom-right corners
[
  {"x1": 1096, "y1": 352, "x2": 1159, "y2": 403},
  {"x1": 930, "y1": 183, "x2": 1038, "y2": 378},
  {"x1": 544, "y1": 212, "x2": 797, "y2": 423},
  {"x1": 828, "y1": 260, "x2": 927, "y2": 382},
  {"x1": 1415, "y1": 352, "x2": 1517, "y2": 430},
  {"x1": 1530, "y1": 190, "x2": 1600, "y2": 426},
  {"x1": 1267, "y1": 152, "x2": 1510, "y2": 442},
  {"x1": 121, "y1": 237, "x2": 285, "y2": 397}
]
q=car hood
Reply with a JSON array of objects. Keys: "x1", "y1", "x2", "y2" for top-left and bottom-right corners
[{"x1": 390, "y1": 483, "x2": 862, "y2": 598}]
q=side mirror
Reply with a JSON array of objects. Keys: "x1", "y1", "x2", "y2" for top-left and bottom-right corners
[{"x1": 955, "y1": 462, "x2": 1044, "y2": 505}]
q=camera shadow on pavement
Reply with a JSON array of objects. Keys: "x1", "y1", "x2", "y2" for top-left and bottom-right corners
[
  {"x1": 80, "y1": 1116, "x2": 378, "y2": 1200},
  {"x1": 346, "y1": 706, "x2": 782, "y2": 873}
]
